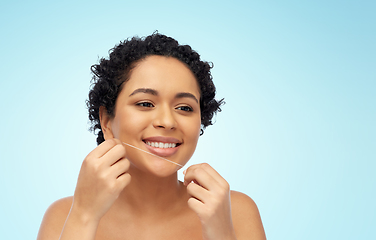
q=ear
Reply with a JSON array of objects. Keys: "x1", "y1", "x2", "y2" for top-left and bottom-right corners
[{"x1": 99, "y1": 106, "x2": 114, "y2": 140}]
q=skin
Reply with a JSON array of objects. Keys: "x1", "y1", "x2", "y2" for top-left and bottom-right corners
[{"x1": 37, "y1": 56, "x2": 266, "y2": 240}]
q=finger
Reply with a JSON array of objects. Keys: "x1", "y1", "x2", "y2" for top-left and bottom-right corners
[
  {"x1": 116, "y1": 172, "x2": 131, "y2": 189},
  {"x1": 199, "y1": 163, "x2": 228, "y2": 187},
  {"x1": 101, "y1": 144, "x2": 127, "y2": 166},
  {"x1": 110, "y1": 158, "x2": 130, "y2": 179},
  {"x1": 185, "y1": 163, "x2": 228, "y2": 190},
  {"x1": 184, "y1": 165, "x2": 217, "y2": 191},
  {"x1": 186, "y1": 182, "x2": 209, "y2": 203},
  {"x1": 86, "y1": 138, "x2": 120, "y2": 159},
  {"x1": 187, "y1": 197, "x2": 205, "y2": 215}
]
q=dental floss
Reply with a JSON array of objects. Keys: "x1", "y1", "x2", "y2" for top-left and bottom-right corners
[{"x1": 122, "y1": 142, "x2": 184, "y2": 167}]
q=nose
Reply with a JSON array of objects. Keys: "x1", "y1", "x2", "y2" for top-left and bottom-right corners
[{"x1": 152, "y1": 105, "x2": 177, "y2": 130}]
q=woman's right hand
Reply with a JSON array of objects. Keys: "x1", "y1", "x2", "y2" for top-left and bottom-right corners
[{"x1": 71, "y1": 138, "x2": 131, "y2": 222}]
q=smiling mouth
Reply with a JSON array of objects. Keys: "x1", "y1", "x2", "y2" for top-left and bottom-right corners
[{"x1": 143, "y1": 141, "x2": 181, "y2": 149}]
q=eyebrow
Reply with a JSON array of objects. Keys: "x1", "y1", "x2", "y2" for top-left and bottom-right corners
[
  {"x1": 129, "y1": 88, "x2": 158, "y2": 96},
  {"x1": 175, "y1": 92, "x2": 199, "y2": 103},
  {"x1": 129, "y1": 88, "x2": 199, "y2": 103}
]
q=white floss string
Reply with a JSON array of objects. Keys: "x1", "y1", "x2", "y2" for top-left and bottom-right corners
[{"x1": 122, "y1": 142, "x2": 183, "y2": 167}]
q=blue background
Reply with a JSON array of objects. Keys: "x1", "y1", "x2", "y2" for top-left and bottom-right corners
[{"x1": 0, "y1": 0, "x2": 375, "y2": 239}]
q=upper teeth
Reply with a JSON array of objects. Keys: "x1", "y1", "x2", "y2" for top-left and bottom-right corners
[{"x1": 146, "y1": 141, "x2": 177, "y2": 148}]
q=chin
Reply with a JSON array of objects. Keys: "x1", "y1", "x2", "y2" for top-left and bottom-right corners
[
  {"x1": 146, "y1": 162, "x2": 183, "y2": 178},
  {"x1": 127, "y1": 156, "x2": 183, "y2": 178}
]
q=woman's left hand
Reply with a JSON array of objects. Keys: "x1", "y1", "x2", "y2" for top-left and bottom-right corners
[{"x1": 184, "y1": 163, "x2": 237, "y2": 240}]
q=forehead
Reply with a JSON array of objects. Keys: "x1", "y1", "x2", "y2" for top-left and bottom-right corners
[{"x1": 122, "y1": 55, "x2": 200, "y2": 97}]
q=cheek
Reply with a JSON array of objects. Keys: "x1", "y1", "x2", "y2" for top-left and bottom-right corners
[
  {"x1": 182, "y1": 117, "x2": 201, "y2": 140},
  {"x1": 112, "y1": 111, "x2": 149, "y2": 139},
  {"x1": 180, "y1": 118, "x2": 201, "y2": 163}
]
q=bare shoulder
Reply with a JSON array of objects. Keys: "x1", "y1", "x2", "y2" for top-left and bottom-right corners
[
  {"x1": 230, "y1": 191, "x2": 266, "y2": 240},
  {"x1": 230, "y1": 191, "x2": 259, "y2": 213},
  {"x1": 37, "y1": 196, "x2": 73, "y2": 240}
]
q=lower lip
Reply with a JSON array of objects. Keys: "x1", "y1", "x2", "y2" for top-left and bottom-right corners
[{"x1": 143, "y1": 142, "x2": 180, "y2": 158}]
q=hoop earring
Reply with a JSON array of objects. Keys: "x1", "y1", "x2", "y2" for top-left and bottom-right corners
[{"x1": 200, "y1": 129, "x2": 204, "y2": 136}]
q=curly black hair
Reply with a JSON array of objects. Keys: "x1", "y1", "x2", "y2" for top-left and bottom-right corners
[{"x1": 87, "y1": 32, "x2": 224, "y2": 145}]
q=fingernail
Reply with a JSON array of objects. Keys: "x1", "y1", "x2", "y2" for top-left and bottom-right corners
[{"x1": 183, "y1": 169, "x2": 186, "y2": 175}]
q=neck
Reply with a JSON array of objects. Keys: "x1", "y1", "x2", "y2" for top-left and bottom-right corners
[{"x1": 116, "y1": 165, "x2": 187, "y2": 215}]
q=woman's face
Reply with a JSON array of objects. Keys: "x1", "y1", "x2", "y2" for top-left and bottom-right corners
[{"x1": 103, "y1": 55, "x2": 201, "y2": 177}]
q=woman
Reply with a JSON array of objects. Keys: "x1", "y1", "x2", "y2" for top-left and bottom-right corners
[{"x1": 37, "y1": 33, "x2": 266, "y2": 240}]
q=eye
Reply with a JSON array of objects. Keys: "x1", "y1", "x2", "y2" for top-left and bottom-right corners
[
  {"x1": 177, "y1": 105, "x2": 193, "y2": 112},
  {"x1": 136, "y1": 101, "x2": 154, "y2": 108}
]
